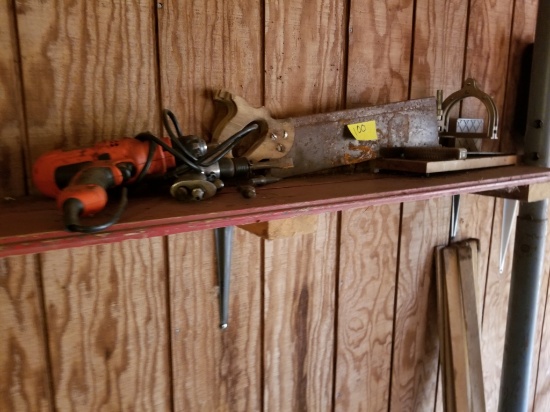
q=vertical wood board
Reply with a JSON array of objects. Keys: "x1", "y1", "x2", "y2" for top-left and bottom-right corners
[
  {"x1": 409, "y1": 0, "x2": 468, "y2": 99},
  {"x1": 479, "y1": 198, "x2": 515, "y2": 412},
  {"x1": 15, "y1": 0, "x2": 160, "y2": 166},
  {"x1": 408, "y1": 4, "x2": 467, "y2": 407},
  {"x1": 40, "y1": 239, "x2": 171, "y2": 411},
  {"x1": 346, "y1": 0, "x2": 414, "y2": 106},
  {"x1": 0, "y1": 0, "x2": 27, "y2": 196},
  {"x1": 442, "y1": 247, "x2": 470, "y2": 412},
  {"x1": 334, "y1": 204, "x2": 400, "y2": 411},
  {"x1": 433, "y1": 193, "x2": 495, "y2": 412},
  {"x1": 457, "y1": 242, "x2": 486, "y2": 412},
  {"x1": 262, "y1": 2, "x2": 345, "y2": 408},
  {"x1": 390, "y1": 197, "x2": 451, "y2": 412},
  {"x1": 263, "y1": 212, "x2": 338, "y2": 411},
  {"x1": 264, "y1": 0, "x2": 346, "y2": 117},
  {"x1": 454, "y1": 194, "x2": 496, "y2": 319},
  {"x1": 0, "y1": 255, "x2": 52, "y2": 412},
  {"x1": 168, "y1": 228, "x2": 262, "y2": 411},
  {"x1": 158, "y1": 0, "x2": 263, "y2": 136},
  {"x1": 462, "y1": 0, "x2": 515, "y2": 151},
  {"x1": 500, "y1": 0, "x2": 539, "y2": 153}
]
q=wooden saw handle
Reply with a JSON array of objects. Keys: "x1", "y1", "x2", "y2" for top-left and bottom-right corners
[{"x1": 211, "y1": 90, "x2": 295, "y2": 162}]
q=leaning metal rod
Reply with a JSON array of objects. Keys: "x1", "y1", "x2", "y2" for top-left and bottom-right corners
[
  {"x1": 498, "y1": 0, "x2": 550, "y2": 410},
  {"x1": 214, "y1": 226, "x2": 234, "y2": 330}
]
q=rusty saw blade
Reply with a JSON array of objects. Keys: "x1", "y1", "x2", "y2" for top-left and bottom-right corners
[
  {"x1": 271, "y1": 98, "x2": 438, "y2": 178},
  {"x1": 211, "y1": 91, "x2": 439, "y2": 178}
]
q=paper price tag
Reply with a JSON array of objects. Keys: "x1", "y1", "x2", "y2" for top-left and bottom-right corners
[{"x1": 347, "y1": 120, "x2": 378, "y2": 141}]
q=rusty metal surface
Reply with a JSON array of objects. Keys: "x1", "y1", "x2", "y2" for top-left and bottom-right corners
[{"x1": 271, "y1": 97, "x2": 439, "y2": 178}]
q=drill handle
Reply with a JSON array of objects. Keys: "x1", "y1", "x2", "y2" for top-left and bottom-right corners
[
  {"x1": 57, "y1": 163, "x2": 128, "y2": 233},
  {"x1": 62, "y1": 189, "x2": 128, "y2": 233}
]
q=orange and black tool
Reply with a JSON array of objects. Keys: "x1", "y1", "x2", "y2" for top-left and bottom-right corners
[
  {"x1": 32, "y1": 135, "x2": 177, "y2": 233},
  {"x1": 32, "y1": 109, "x2": 261, "y2": 233}
]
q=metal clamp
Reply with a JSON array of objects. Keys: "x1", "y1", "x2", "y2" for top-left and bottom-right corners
[{"x1": 437, "y1": 78, "x2": 499, "y2": 140}]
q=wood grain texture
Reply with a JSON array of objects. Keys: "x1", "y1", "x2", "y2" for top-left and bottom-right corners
[
  {"x1": 347, "y1": 0, "x2": 414, "y2": 106},
  {"x1": 457, "y1": 242, "x2": 486, "y2": 412},
  {"x1": 6, "y1": 166, "x2": 550, "y2": 258},
  {"x1": 0, "y1": 0, "x2": 27, "y2": 197},
  {"x1": 264, "y1": 0, "x2": 346, "y2": 117},
  {"x1": 479, "y1": 198, "x2": 515, "y2": 412},
  {"x1": 262, "y1": 3, "x2": 344, "y2": 408},
  {"x1": 158, "y1": 0, "x2": 262, "y2": 136},
  {"x1": 263, "y1": 212, "x2": 338, "y2": 411},
  {"x1": 500, "y1": 0, "x2": 539, "y2": 153},
  {"x1": 462, "y1": 0, "x2": 515, "y2": 151},
  {"x1": 432, "y1": 194, "x2": 496, "y2": 412},
  {"x1": 457, "y1": 195, "x2": 496, "y2": 410},
  {"x1": 0, "y1": 254, "x2": 52, "y2": 412},
  {"x1": 410, "y1": 0, "x2": 468, "y2": 99},
  {"x1": 373, "y1": 154, "x2": 517, "y2": 174},
  {"x1": 239, "y1": 214, "x2": 319, "y2": 240},
  {"x1": 390, "y1": 197, "x2": 450, "y2": 412},
  {"x1": 15, "y1": 0, "x2": 160, "y2": 166},
  {"x1": 454, "y1": 194, "x2": 496, "y2": 319},
  {"x1": 334, "y1": 204, "x2": 400, "y2": 411},
  {"x1": 40, "y1": 239, "x2": 170, "y2": 411},
  {"x1": 443, "y1": 247, "x2": 470, "y2": 412},
  {"x1": 168, "y1": 228, "x2": 262, "y2": 411},
  {"x1": 434, "y1": 246, "x2": 450, "y2": 412}
]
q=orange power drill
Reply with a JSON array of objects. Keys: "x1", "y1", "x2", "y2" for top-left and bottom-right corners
[
  {"x1": 32, "y1": 134, "x2": 177, "y2": 233},
  {"x1": 32, "y1": 110, "x2": 260, "y2": 233}
]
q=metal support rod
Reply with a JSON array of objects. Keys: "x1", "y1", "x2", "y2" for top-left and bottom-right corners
[
  {"x1": 214, "y1": 226, "x2": 234, "y2": 330},
  {"x1": 499, "y1": 202, "x2": 548, "y2": 412},
  {"x1": 499, "y1": 199, "x2": 519, "y2": 274},
  {"x1": 498, "y1": 0, "x2": 550, "y2": 409},
  {"x1": 449, "y1": 194, "x2": 461, "y2": 240}
]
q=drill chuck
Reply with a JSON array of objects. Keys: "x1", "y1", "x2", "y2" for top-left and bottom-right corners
[{"x1": 218, "y1": 157, "x2": 251, "y2": 179}]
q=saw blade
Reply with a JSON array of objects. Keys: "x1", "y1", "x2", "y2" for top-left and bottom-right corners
[{"x1": 270, "y1": 97, "x2": 439, "y2": 178}]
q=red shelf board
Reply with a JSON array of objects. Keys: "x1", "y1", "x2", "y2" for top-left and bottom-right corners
[{"x1": 2, "y1": 166, "x2": 550, "y2": 257}]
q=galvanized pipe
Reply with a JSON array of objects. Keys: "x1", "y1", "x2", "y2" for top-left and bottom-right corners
[
  {"x1": 498, "y1": 0, "x2": 550, "y2": 410},
  {"x1": 499, "y1": 204, "x2": 547, "y2": 412}
]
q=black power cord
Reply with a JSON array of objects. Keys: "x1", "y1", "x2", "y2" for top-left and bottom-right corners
[
  {"x1": 66, "y1": 110, "x2": 259, "y2": 233},
  {"x1": 63, "y1": 188, "x2": 128, "y2": 233},
  {"x1": 138, "y1": 109, "x2": 260, "y2": 177}
]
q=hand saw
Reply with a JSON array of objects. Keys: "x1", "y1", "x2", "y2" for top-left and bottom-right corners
[{"x1": 211, "y1": 90, "x2": 439, "y2": 178}]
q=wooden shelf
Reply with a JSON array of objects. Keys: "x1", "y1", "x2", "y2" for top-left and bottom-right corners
[{"x1": 2, "y1": 165, "x2": 550, "y2": 257}]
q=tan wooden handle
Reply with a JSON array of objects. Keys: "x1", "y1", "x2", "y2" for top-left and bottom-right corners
[{"x1": 211, "y1": 90, "x2": 295, "y2": 162}]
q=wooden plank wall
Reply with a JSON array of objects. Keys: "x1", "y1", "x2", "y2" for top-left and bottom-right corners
[{"x1": 1, "y1": 0, "x2": 549, "y2": 411}]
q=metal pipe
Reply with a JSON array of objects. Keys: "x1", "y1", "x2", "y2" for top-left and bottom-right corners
[
  {"x1": 498, "y1": 0, "x2": 550, "y2": 410},
  {"x1": 215, "y1": 226, "x2": 234, "y2": 330},
  {"x1": 499, "y1": 204, "x2": 547, "y2": 412}
]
